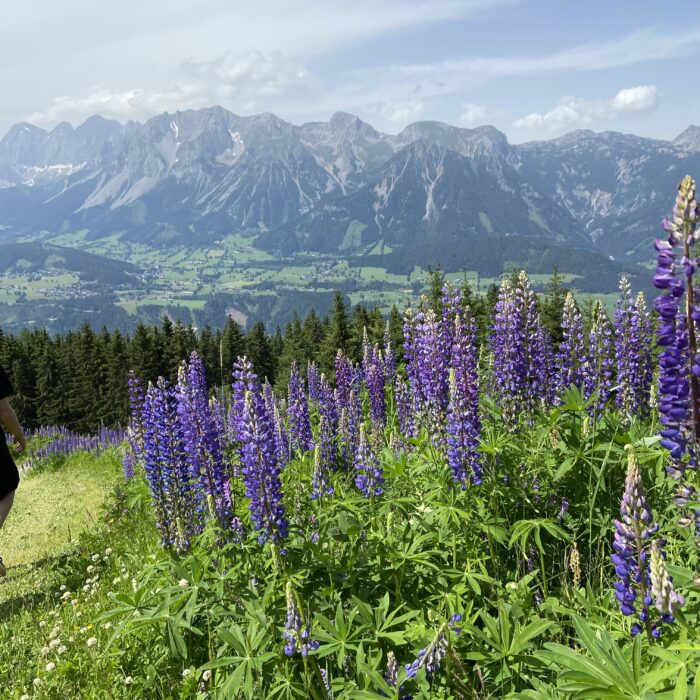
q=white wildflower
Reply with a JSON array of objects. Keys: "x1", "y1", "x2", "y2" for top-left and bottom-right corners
[
  {"x1": 49, "y1": 639, "x2": 60, "y2": 649},
  {"x1": 33, "y1": 678, "x2": 42, "y2": 687},
  {"x1": 59, "y1": 584, "x2": 67, "y2": 592},
  {"x1": 87, "y1": 637, "x2": 97, "y2": 648},
  {"x1": 182, "y1": 668, "x2": 191, "y2": 678},
  {"x1": 178, "y1": 579, "x2": 188, "y2": 587},
  {"x1": 124, "y1": 676, "x2": 133, "y2": 686},
  {"x1": 87, "y1": 565, "x2": 95, "y2": 573},
  {"x1": 58, "y1": 645, "x2": 67, "y2": 655},
  {"x1": 202, "y1": 670, "x2": 212, "y2": 682},
  {"x1": 45, "y1": 662, "x2": 55, "y2": 672},
  {"x1": 39, "y1": 620, "x2": 47, "y2": 628},
  {"x1": 91, "y1": 554, "x2": 101, "y2": 562},
  {"x1": 40, "y1": 646, "x2": 50, "y2": 655}
]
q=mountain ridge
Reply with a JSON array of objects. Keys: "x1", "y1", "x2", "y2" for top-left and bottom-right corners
[{"x1": 1, "y1": 107, "x2": 697, "y2": 268}]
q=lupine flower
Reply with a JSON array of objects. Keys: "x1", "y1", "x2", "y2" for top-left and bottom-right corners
[
  {"x1": 230, "y1": 357, "x2": 260, "y2": 445},
  {"x1": 287, "y1": 361, "x2": 313, "y2": 453},
  {"x1": 385, "y1": 651, "x2": 398, "y2": 687},
  {"x1": 491, "y1": 279, "x2": 526, "y2": 425},
  {"x1": 364, "y1": 342, "x2": 387, "y2": 427},
  {"x1": 612, "y1": 447, "x2": 659, "y2": 635},
  {"x1": 394, "y1": 376, "x2": 415, "y2": 439},
  {"x1": 307, "y1": 361, "x2": 321, "y2": 404},
  {"x1": 383, "y1": 321, "x2": 396, "y2": 383},
  {"x1": 584, "y1": 301, "x2": 615, "y2": 415},
  {"x1": 283, "y1": 581, "x2": 319, "y2": 656},
  {"x1": 558, "y1": 292, "x2": 586, "y2": 390},
  {"x1": 177, "y1": 353, "x2": 231, "y2": 531},
  {"x1": 649, "y1": 540, "x2": 685, "y2": 621},
  {"x1": 354, "y1": 424, "x2": 384, "y2": 497},
  {"x1": 405, "y1": 615, "x2": 460, "y2": 682},
  {"x1": 239, "y1": 390, "x2": 288, "y2": 545},
  {"x1": 616, "y1": 277, "x2": 653, "y2": 420},
  {"x1": 446, "y1": 311, "x2": 482, "y2": 486},
  {"x1": 532, "y1": 319, "x2": 557, "y2": 406}
]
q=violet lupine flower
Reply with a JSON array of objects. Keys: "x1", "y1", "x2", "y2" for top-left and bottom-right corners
[
  {"x1": 307, "y1": 361, "x2": 321, "y2": 404},
  {"x1": 404, "y1": 616, "x2": 460, "y2": 682},
  {"x1": 230, "y1": 357, "x2": 260, "y2": 445},
  {"x1": 394, "y1": 376, "x2": 415, "y2": 438},
  {"x1": 364, "y1": 342, "x2": 387, "y2": 427},
  {"x1": 239, "y1": 389, "x2": 288, "y2": 545},
  {"x1": 142, "y1": 379, "x2": 195, "y2": 548},
  {"x1": 272, "y1": 402, "x2": 291, "y2": 469},
  {"x1": 354, "y1": 424, "x2": 384, "y2": 497},
  {"x1": 446, "y1": 311, "x2": 482, "y2": 486},
  {"x1": 122, "y1": 449, "x2": 136, "y2": 480},
  {"x1": 311, "y1": 438, "x2": 334, "y2": 500},
  {"x1": 649, "y1": 540, "x2": 685, "y2": 622},
  {"x1": 616, "y1": 277, "x2": 653, "y2": 420},
  {"x1": 402, "y1": 306, "x2": 423, "y2": 412},
  {"x1": 654, "y1": 177, "x2": 700, "y2": 479},
  {"x1": 558, "y1": 292, "x2": 586, "y2": 391},
  {"x1": 532, "y1": 319, "x2": 557, "y2": 406},
  {"x1": 612, "y1": 447, "x2": 659, "y2": 636},
  {"x1": 287, "y1": 361, "x2": 313, "y2": 454},
  {"x1": 409, "y1": 298, "x2": 450, "y2": 439},
  {"x1": 283, "y1": 581, "x2": 319, "y2": 657},
  {"x1": 584, "y1": 301, "x2": 615, "y2": 415},
  {"x1": 491, "y1": 279, "x2": 526, "y2": 425},
  {"x1": 127, "y1": 371, "x2": 146, "y2": 458},
  {"x1": 336, "y1": 355, "x2": 362, "y2": 470},
  {"x1": 383, "y1": 321, "x2": 396, "y2": 383},
  {"x1": 176, "y1": 353, "x2": 231, "y2": 530}
]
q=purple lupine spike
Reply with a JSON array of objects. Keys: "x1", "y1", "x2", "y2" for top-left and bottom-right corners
[
  {"x1": 532, "y1": 319, "x2": 557, "y2": 406},
  {"x1": 283, "y1": 581, "x2": 319, "y2": 657},
  {"x1": 354, "y1": 424, "x2": 384, "y2": 497},
  {"x1": 491, "y1": 279, "x2": 526, "y2": 425},
  {"x1": 446, "y1": 310, "x2": 482, "y2": 486},
  {"x1": 127, "y1": 371, "x2": 146, "y2": 460},
  {"x1": 584, "y1": 300, "x2": 614, "y2": 415},
  {"x1": 615, "y1": 277, "x2": 652, "y2": 420},
  {"x1": 287, "y1": 360, "x2": 313, "y2": 453},
  {"x1": 383, "y1": 321, "x2": 396, "y2": 384},
  {"x1": 334, "y1": 351, "x2": 354, "y2": 416},
  {"x1": 364, "y1": 343, "x2": 387, "y2": 427},
  {"x1": 362, "y1": 326, "x2": 372, "y2": 376},
  {"x1": 176, "y1": 353, "x2": 231, "y2": 531},
  {"x1": 517, "y1": 272, "x2": 549, "y2": 410},
  {"x1": 141, "y1": 382, "x2": 172, "y2": 545},
  {"x1": 335, "y1": 359, "x2": 362, "y2": 471},
  {"x1": 311, "y1": 434, "x2": 334, "y2": 500},
  {"x1": 210, "y1": 394, "x2": 227, "y2": 449},
  {"x1": 402, "y1": 306, "x2": 422, "y2": 410},
  {"x1": 394, "y1": 375, "x2": 415, "y2": 438},
  {"x1": 612, "y1": 447, "x2": 660, "y2": 637},
  {"x1": 307, "y1": 361, "x2": 322, "y2": 404},
  {"x1": 239, "y1": 389, "x2": 288, "y2": 545},
  {"x1": 440, "y1": 282, "x2": 462, "y2": 366},
  {"x1": 230, "y1": 357, "x2": 260, "y2": 446},
  {"x1": 635, "y1": 291, "x2": 654, "y2": 417},
  {"x1": 558, "y1": 292, "x2": 586, "y2": 391},
  {"x1": 410, "y1": 297, "x2": 450, "y2": 440},
  {"x1": 262, "y1": 379, "x2": 276, "y2": 419}
]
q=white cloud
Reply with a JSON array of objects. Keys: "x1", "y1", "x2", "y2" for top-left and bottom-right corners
[
  {"x1": 459, "y1": 103, "x2": 488, "y2": 126},
  {"x1": 27, "y1": 51, "x2": 313, "y2": 126},
  {"x1": 514, "y1": 85, "x2": 659, "y2": 132},
  {"x1": 378, "y1": 99, "x2": 426, "y2": 124}
]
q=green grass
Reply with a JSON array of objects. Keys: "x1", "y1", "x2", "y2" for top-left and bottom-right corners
[{"x1": 0, "y1": 450, "x2": 121, "y2": 603}]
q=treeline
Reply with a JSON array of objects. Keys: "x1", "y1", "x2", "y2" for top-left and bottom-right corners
[{"x1": 0, "y1": 270, "x2": 573, "y2": 433}]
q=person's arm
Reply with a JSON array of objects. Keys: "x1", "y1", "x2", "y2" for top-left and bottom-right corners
[{"x1": 0, "y1": 398, "x2": 26, "y2": 454}]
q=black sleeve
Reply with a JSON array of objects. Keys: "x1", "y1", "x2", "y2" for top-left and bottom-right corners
[{"x1": 0, "y1": 364, "x2": 14, "y2": 400}]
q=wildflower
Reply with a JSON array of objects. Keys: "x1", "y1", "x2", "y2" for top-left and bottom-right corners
[
  {"x1": 287, "y1": 361, "x2": 313, "y2": 452},
  {"x1": 124, "y1": 676, "x2": 133, "y2": 686},
  {"x1": 39, "y1": 620, "x2": 46, "y2": 628},
  {"x1": 239, "y1": 389, "x2": 288, "y2": 545},
  {"x1": 87, "y1": 637, "x2": 97, "y2": 647},
  {"x1": 91, "y1": 554, "x2": 100, "y2": 563},
  {"x1": 569, "y1": 542, "x2": 581, "y2": 589},
  {"x1": 178, "y1": 579, "x2": 188, "y2": 587},
  {"x1": 649, "y1": 541, "x2": 685, "y2": 620},
  {"x1": 58, "y1": 645, "x2": 67, "y2": 655},
  {"x1": 33, "y1": 678, "x2": 42, "y2": 687},
  {"x1": 354, "y1": 424, "x2": 384, "y2": 497},
  {"x1": 182, "y1": 668, "x2": 191, "y2": 678},
  {"x1": 104, "y1": 548, "x2": 112, "y2": 556},
  {"x1": 202, "y1": 670, "x2": 211, "y2": 682},
  {"x1": 45, "y1": 662, "x2": 56, "y2": 672},
  {"x1": 40, "y1": 646, "x2": 50, "y2": 655},
  {"x1": 557, "y1": 292, "x2": 586, "y2": 390},
  {"x1": 283, "y1": 581, "x2": 319, "y2": 657},
  {"x1": 446, "y1": 310, "x2": 482, "y2": 486},
  {"x1": 583, "y1": 300, "x2": 614, "y2": 414}
]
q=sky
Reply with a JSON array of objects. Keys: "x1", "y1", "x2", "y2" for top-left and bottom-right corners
[{"x1": 2, "y1": 0, "x2": 699, "y2": 143}]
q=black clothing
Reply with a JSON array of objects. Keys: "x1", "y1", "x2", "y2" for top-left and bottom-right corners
[{"x1": 0, "y1": 364, "x2": 20, "y2": 499}]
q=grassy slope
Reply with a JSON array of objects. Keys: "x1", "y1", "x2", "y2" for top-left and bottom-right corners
[{"x1": 0, "y1": 451, "x2": 172, "y2": 698}]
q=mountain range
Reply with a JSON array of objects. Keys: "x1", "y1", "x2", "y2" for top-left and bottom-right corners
[{"x1": 1, "y1": 106, "x2": 698, "y2": 272}]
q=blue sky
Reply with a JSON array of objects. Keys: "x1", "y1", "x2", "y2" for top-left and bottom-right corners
[{"x1": 2, "y1": 0, "x2": 699, "y2": 142}]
